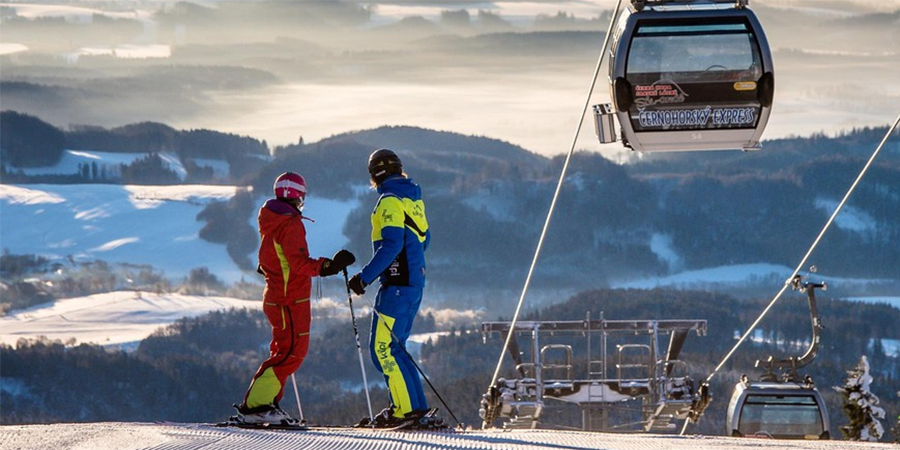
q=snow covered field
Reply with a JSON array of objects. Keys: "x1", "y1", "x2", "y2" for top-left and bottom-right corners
[
  {"x1": 0, "y1": 288, "x2": 486, "y2": 355},
  {"x1": 14, "y1": 150, "x2": 200, "y2": 179},
  {"x1": 0, "y1": 183, "x2": 358, "y2": 284},
  {"x1": 0, "y1": 291, "x2": 258, "y2": 349}
]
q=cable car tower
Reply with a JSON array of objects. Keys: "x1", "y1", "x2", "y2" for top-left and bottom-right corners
[
  {"x1": 724, "y1": 272, "x2": 831, "y2": 440},
  {"x1": 594, "y1": 0, "x2": 774, "y2": 152}
]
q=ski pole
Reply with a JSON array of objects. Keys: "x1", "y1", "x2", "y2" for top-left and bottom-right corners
[
  {"x1": 290, "y1": 373, "x2": 306, "y2": 424},
  {"x1": 359, "y1": 291, "x2": 461, "y2": 427},
  {"x1": 343, "y1": 269, "x2": 374, "y2": 422}
]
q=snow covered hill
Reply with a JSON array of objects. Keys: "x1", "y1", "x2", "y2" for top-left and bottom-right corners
[
  {"x1": 0, "y1": 288, "x2": 482, "y2": 355},
  {"x1": 0, "y1": 183, "x2": 358, "y2": 284},
  {"x1": 12, "y1": 150, "x2": 209, "y2": 180},
  {"x1": 0, "y1": 291, "x2": 259, "y2": 349}
]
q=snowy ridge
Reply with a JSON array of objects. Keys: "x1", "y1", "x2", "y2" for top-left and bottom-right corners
[
  {"x1": 0, "y1": 422, "x2": 891, "y2": 450},
  {"x1": 612, "y1": 263, "x2": 792, "y2": 290},
  {"x1": 0, "y1": 183, "x2": 358, "y2": 284},
  {"x1": 0, "y1": 291, "x2": 258, "y2": 349}
]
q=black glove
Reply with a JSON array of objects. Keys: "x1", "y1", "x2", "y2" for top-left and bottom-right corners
[
  {"x1": 320, "y1": 249, "x2": 356, "y2": 277},
  {"x1": 348, "y1": 273, "x2": 366, "y2": 295},
  {"x1": 332, "y1": 249, "x2": 355, "y2": 270}
]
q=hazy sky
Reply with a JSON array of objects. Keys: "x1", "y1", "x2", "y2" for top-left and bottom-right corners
[
  {"x1": 2, "y1": 0, "x2": 898, "y2": 158},
  {"x1": 191, "y1": 0, "x2": 900, "y2": 158}
]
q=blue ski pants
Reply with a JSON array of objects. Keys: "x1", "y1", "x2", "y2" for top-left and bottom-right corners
[{"x1": 369, "y1": 285, "x2": 428, "y2": 418}]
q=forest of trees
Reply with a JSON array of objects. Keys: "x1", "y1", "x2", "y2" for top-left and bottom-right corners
[
  {"x1": 236, "y1": 124, "x2": 900, "y2": 288},
  {"x1": 1, "y1": 288, "x2": 898, "y2": 440},
  {"x1": 0, "y1": 111, "x2": 269, "y2": 184},
  {"x1": 195, "y1": 189, "x2": 258, "y2": 271},
  {"x1": 3, "y1": 110, "x2": 900, "y2": 294},
  {"x1": 0, "y1": 111, "x2": 65, "y2": 167}
]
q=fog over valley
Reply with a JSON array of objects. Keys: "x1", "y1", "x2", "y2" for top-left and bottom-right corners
[
  {"x1": 4, "y1": 1, "x2": 900, "y2": 440},
  {"x1": 1, "y1": 0, "x2": 898, "y2": 157}
]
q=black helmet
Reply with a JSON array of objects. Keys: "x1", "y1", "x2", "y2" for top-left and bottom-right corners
[{"x1": 367, "y1": 148, "x2": 403, "y2": 185}]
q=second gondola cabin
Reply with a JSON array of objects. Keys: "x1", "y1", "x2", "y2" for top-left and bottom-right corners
[
  {"x1": 726, "y1": 379, "x2": 830, "y2": 439},
  {"x1": 599, "y1": 0, "x2": 774, "y2": 152}
]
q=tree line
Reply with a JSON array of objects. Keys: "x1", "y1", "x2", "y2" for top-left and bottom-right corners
[
  {"x1": 4, "y1": 111, "x2": 900, "y2": 295},
  {"x1": 2, "y1": 288, "x2": 897, "y2": 441},
  {"x1": 0, "y1": 111, "x2": 268, "y2": 184}
]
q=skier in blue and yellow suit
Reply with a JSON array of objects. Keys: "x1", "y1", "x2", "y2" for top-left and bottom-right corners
[{"x1": 349, "y1": 148, "x2": 431, "y2": 427}]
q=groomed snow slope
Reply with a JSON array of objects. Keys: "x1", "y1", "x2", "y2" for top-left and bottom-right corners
[{"x1": 0, "y1": 422, "x2": 894, "y2": 450}]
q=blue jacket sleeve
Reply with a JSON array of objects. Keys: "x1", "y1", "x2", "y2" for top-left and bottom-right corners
[{"x1": 360, "y1": 226, "x2": 404, "y2": 285}]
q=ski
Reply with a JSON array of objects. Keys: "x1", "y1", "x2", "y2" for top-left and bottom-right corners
[
  {"x1": 375, "y1": 418, "x2": 418, "y2": 431},
  {"x1": 214, "y1": 421, "x2": 309, "y2": 431},
  {"x1": 211, "y1": 408, "x2": 451, "y2": 432},
  {"x1": 379, "y1": 408, "x2": 448, "y2": 432}
]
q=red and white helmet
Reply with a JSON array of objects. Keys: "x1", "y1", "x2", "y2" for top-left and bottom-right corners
[{"x1": 274, "y1": 172, "x2": 307, "y2": 204}]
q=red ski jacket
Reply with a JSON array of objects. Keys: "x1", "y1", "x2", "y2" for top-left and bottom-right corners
[{"x1": 257, "y1": 199, "x2": 325, "y2": 305}]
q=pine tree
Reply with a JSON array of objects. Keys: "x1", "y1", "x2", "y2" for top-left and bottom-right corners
[
  {"x1": 833, "y1": 355, "x2": 886, "y2": 441},
  {"x1": 893, "y1": 390, "x2": 900, "y2": 444}
]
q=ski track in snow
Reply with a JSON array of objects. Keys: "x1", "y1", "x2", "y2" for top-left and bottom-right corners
[{"x1": 0, "y1": 422, "x2": 891, "y2": 450}]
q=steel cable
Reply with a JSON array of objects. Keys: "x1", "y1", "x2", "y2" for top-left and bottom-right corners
[
  {"x1": 683, "y1": 112, "x2": 900, "y2": 434},
  {"x1": 483, "y1": 0, "x2": 625, "y2": 428}
]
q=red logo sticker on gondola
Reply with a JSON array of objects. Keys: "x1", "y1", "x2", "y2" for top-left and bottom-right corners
[
  {"x1": 733, "y1": 81, "x2": 757, "y2": 91},
  {"x1": 634, "y1": 80, "x2": 688, "y2": 107}
]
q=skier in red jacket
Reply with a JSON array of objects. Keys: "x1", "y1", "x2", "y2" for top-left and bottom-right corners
[{"x1": 228, "y1": 172, "x2": 355, "y2": 426}]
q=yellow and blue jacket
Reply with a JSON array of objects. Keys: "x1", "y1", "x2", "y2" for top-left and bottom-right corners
[{"x1": 359, "y1": 176, "x2": 429, "y2": 287}]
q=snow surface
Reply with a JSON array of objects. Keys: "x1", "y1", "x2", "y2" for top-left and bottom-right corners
[
  {"x1": 0, "y1": 184, "x2": 244, "y2": 282},
  {"x1": 0, "y1": 291, "x2": 258, "y2": 349},
  {"x1": 0, "y1": 184, "x2": 358, "y2": 283},
  {"x1": 192, "y1": 158, "x2": 231, "y2": 179},
  {"x1": 845, "y1": 296, "x2": 900, "y2": 308},
  {"x1": 649, "y1": 233, "x2": 683, "y2": 272},
  {"x1": 612, "y1": 263, "x2": 793, "y2": 290},
  {"x1": 0, "y1": 43, "x2": 28, "y2": 56},
  {"x1": 734, "y1": 328, "x2": 880, "y2": 359},
  {"x1": 814, "y1": 198, "x2": 877, "y2": 234},
  {"x1": 611, "y1": 263, "x2": 896, "y2": 297},
  {"x1": 0, "y1": 422, "x2": 891, "y2": 450},
  {"x1": 869, "y1": 338, "x2": 900, "y2": 358},
  {"x1": 17, "y1": 150, "x2": 186, "y2": 180},
  {"x1": 0, "y1": 289, "x2": 483, "y2": 353}
]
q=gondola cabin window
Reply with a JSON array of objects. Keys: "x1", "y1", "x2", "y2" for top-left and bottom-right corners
[{"x1": 738, "y1": 394, "x2": 825, "y2": 438}]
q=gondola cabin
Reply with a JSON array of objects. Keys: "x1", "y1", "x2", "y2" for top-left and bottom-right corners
[
  {"x1": 726, "y1": 380, "x2": 830, "y2": 440},
  {"x1": 600, "y1": 0, "x2": 774, "y2": 152}
]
